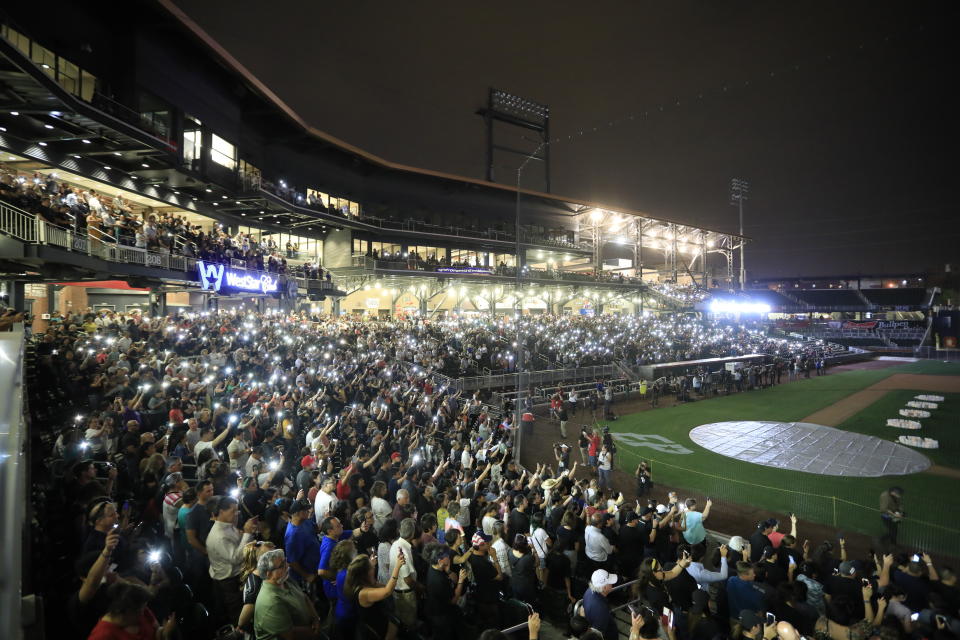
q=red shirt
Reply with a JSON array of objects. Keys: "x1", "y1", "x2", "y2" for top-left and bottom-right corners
[
  {"x1": 88, "y1": 608, "x2": 158, "y2": 640},
  {"x1": 588, "y1": 434, "x2": 601, "y2": 456}
]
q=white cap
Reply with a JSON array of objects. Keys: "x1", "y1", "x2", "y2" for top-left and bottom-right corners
[
  {"x1": 728, "y1": 535, "x2": 746, "y2": 552},
  {"x1": 591, "y1": 569, "x2": 618, "y2": 589},
  {"x1": 656, "y1": 504, "x2": 669, "y2": 514}
]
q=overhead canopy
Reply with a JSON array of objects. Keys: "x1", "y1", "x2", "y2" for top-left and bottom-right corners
[{"x1": 54, "y1": 280, "x2": 150, "y2": 291}]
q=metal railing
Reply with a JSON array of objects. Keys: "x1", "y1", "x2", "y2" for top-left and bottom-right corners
[
  {"x1": 0, "y1": 200, "x2": 38, "y2": 242},
  {"x1": 0, "y1": 205, "x2": 338, "y2": 291},
  {"x1": 457, "y1": 364, "x2": 618, "y2": 391}
]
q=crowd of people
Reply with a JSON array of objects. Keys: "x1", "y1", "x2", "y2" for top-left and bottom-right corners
[
  {"x1": 26, "y1": 307, "x2": 957, "y2": 640},
  {"x1": 392, "y1": 314, "x2": 837, "y2": 378},
  {"x1": 0, "y1": 165, "x2": 330, "y2": 281}
]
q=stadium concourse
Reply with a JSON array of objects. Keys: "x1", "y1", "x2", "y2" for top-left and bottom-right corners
[{"x1": 24, "y1": 307, "x2": 958, "y2": 640}]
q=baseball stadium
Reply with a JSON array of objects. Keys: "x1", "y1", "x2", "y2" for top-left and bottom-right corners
[{"x1": 0, "y1": 2, "x2": 957, "y2": 640}]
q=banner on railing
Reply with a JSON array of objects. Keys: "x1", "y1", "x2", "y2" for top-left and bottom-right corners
[{"x1": 437, "y1": 266, "x2": 494, "y2": 275}]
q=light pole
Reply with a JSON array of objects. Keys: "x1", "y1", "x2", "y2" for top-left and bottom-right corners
[
  {"x1": 729, "y1": 178, "x2": 749, "y2": 290},
  {"x1": 514, "y1": 142, "x2": 547, "y2": 460}
]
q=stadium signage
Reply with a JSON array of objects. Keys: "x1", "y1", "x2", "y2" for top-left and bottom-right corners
[
  {"x1": 609, "y1": 433, "x2": 693, "y2": 455},
  {"x1": 197, "y1": 261, "x2": 279, "y2": 294},
  {"x1": 437, "y1": 267, "x2": 494, "y2": 275}
]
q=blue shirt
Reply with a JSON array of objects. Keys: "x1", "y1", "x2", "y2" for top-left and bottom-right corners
[
  {"x1": 726, "y1": 576, "x2": 765, "y2": 616},
  {"x1": 683, "y1": 510, "x2": 706, "y2": 544},
  {"x1": 583, "y1": 589, "x2": 617, "y2": 640},
  {"x1": 284, "y1": 521, "x2": 320, "y2": 584},
  {"x1": 319, "y1": 531, "x2": 353, "y2": 598},
  {"x1": 334, "y1": 569, "x2": 356, "y2": 621}
]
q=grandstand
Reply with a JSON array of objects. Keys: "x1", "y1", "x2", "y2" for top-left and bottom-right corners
[
  {"x1": 2, "y1": 4, "x2": 956, "y2": 640},
  {"x1": 0, "y1": 2, "x2": 747, "y2": 324}
]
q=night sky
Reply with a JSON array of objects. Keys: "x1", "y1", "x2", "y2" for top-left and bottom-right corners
[{"x1": 173, "y1": 0, "x2": 958, "y2": 279}]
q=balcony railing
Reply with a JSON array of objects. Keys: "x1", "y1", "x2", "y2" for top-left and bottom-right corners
[
  {"x1": 256, "y1": 184, "x2": 584, "y2": 250},
  {"x1": 349, "y1": 255, "x2": 646, "y2": 287},
  {"x1": 0, "y1": 201, "x2": 336, "y2": 291}
]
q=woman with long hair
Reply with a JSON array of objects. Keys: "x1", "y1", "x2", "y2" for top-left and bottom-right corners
[
  {"x1": 343, "y1": 549, "x2": 406, "y2": 640},
  {"x1": 331, "y1": 540, "x2": 359, "y2": 639},
  {"x1": 632, "y1": 555, "x2": 691, "y2": 611},
  {"x1": 237, "y1": 541, "x2": 275, "y2": 639},
  {"x1": 376, "y1": 518, "x2": 399, "y2": 585}
]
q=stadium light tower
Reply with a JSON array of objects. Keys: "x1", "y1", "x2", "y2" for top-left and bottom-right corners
[
  {"x1": 729, "y1": 178, "x2": 749, "y2": 290},
  {"x1": 512, "y1": 141, "x2": 547, "y2": 459}
]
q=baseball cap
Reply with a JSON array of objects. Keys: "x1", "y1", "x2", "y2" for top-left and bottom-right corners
[
  {"x1": 163, "y1": 472, "x2": 183, "y2": 487},
  {"x1": 289, "y1": 499, "x2": 312, "y2": 515},
  {"x1": 640, "y1": 506, "x2": 655, "y2": 517},
  {"x1": 739, "y1": 610, "x2": 762, "y2": 630},
  {"x1": 300, "y1": 455, "x2": 316, "y2": 469},
  {"x1": 471, "y1": 531, "x2": 492, "y2": 547},
  {"x1": 727, "y1": 536, "x2": 746, "y2": 552},
  {"x1": 390, "y1": 452, "x2": 402, "y2": 462},
  {"x1": 590, "y1": 569, "x2": 618, "y2": 589},
  {"x1": 656, "y1": 504, "x2": 669, "y2": 515},
  {"x1": 839, "y1": 560, "x2": 857, "y2": 576},
  {"x1": 626, "y1": 511, "x2": 641, "y2": 522}
]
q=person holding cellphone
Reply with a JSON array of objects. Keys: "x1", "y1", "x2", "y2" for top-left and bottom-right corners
[{"x1": 424, "y1": 544, "x2": 470, "y2": 635}]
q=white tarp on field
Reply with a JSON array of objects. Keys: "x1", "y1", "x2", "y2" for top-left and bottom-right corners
[{"x1": 689, "y1": 421, "x2": 930, "y2": 477}]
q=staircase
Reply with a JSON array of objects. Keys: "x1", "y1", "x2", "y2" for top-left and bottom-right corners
[
  {"x1": 778, "y1": 289, "x2": 808, "y2": 308},
  {"x1": 854, "y1": 288, "x2": 875, "y2": 308},
  {"x1": 614, "y1": 359, "x2": 639, "y2": 382}
]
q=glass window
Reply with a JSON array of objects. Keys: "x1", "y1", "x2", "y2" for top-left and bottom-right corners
[
  {"x1": 183, "y1": 129, "x2": 202, "y2": 167},
  {"x1": 31, "y1": 43, "x2": 56, "y2": 78},
  {"x1": 2, "y1": 26, "x2": 31, "y2": 57},
  {"x1": 210, "y1": 134, "x2": 237, "y2": 170},
  {"x1": 79, "y1": 70, "x2": 96, "y2": 101},
  {"x1": 57, "y1": 58, "x2": 79, "y2": 95}
]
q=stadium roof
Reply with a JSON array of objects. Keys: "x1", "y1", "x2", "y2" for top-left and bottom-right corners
[{"x1": 156, "y1": 0, "x2": 746, "y2": 242}]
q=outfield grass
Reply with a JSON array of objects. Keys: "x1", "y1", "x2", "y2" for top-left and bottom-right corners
[
  {"x1": 888, "y1": 360, "x2": 960, "y2": 376},
  {"x1": 608, "y1": 362, "x2": 960, "y2": 556},
  {"x1": 836, "y1": 390, "x2": 960, "y2": 469}
]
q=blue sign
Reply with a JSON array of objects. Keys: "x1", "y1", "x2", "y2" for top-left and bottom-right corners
[{"x1": 197, "y1": 261, "x2": 279, "y2": 294}]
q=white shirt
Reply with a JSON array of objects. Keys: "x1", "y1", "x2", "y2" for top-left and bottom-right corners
[
  {"x1": 244, "y1": 455, "x2": 263, "y2": 477},
  {"x1": 389, "y1": 537, "x2": 416, "y2": 591},
  {"x1": 194, "y1": 440, "x2": 217, "y2": 460},
  {"x1": 531, "y1": 527, "x2": 551, "y2": 559},
  {"x1": 598, "y1": 451, "x2": 612, "y2": 471},
  {"x1": 314, "y1": 489, "x2": 337, "y2": 521},
  {"x1": 492, "y1": 538, "x2": 512, "y2": 577},
  {"x1": 371, "y1": 496, "x2": 392, "y2": 532},
  {"x1": 206, "y1": 520, "x2": 253, "y2": 580},
  {"x1": 227, "y1": 438, "x2": 248, "y2": 471},
  {"x1": 585, "y1": 525, "x2": 613, "y2": 562}
]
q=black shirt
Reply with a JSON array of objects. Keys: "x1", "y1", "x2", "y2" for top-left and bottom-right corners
[
  {"x1": 509, "y1": 551, "x2": 538, "y2": 599},
  {"x1": 618, "y1": 525, "x2": 647, "y2": 574},
  {"x1": 665, "y1": 566, "x2": 699, "y2": 610},
  {"x1": 468, "y1": 552, "x2": 500, "y2": 603},
  {"x1": 556, "y1": 525, "x2": 576, "y2": 553},
  {"x1": 425, "y1": 566, "x2": 456, "y2": 619},
  {"x1": 749, "y1": 530, "x2": 772, "y2": 561},
  {"x1": 546, "y1": 551, "x2": 572, "y2": 591},
  {"x1": 507, "y1": 509, "x2": 530, "y2": 545},
  {"x1": 824, "y1": 575, "x2": 864, "y2": 621}
]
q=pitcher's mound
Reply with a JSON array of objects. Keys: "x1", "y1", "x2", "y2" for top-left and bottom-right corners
[{"x1": 689, "y1": 421, "x2": 930, "y2": 477}]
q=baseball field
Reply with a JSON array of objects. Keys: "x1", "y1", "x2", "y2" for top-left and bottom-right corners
[{"x1": 604, "y1": 359, "x2": 960, "y2": 557}]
